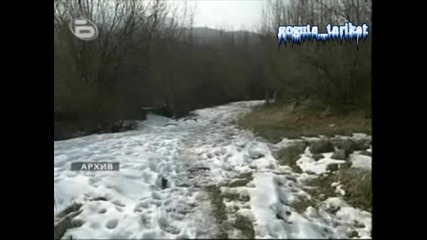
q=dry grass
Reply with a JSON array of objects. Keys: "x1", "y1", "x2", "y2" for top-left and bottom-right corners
[
  {"x1": 233, "y1": 215, "x2": 255, "y2": 239},
  {"x1": 205, "y1": 172, "x2": 255, "y2": 239},
  {"x1": 205, "y1": 185, "x2": 229, "y2": 239},
  {"x1": 304, "y1": 168, "x2": 372, "y2": 212},
  {"x1": 239, "y1": 100, "x2": 371, "y2": 142},
  {"x1": 337, "y1": 168, "x2": 372, "y2": 212},
  {"x1": 276, "y1": 144, "x2": 305, "y2": 173},
  {"x1": 292, "y1": 195, "x2": 317, "y2": 213},
  {"x1": 225, "y1": 172, "x2": 253, "y2": 188}
]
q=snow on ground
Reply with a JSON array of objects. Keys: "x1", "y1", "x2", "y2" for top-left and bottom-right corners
[
  {"x1": 349, "y1": 153, "x2": 372, "y2": 170},
  {"x1": 317, "y1": 198, "x2": 372, "y2": 238},
  {"x1": 248, "y1": 172, "x2": 331, "y2": 239},
  {"x1": 55, "y1": 101, "x2": 263, "y2": 239},
  {"x1": 54, "y1": 101, "x2": 371, "y2": 239},
  {"x1": 297, "y1": 153, "x2": 346, "y2": 175}
]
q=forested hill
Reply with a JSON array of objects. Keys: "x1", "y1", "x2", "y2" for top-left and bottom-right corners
[
  {"x1": 184, "y1": 27, "x2": 263, "y2": 45},
  {"x1": 54, "y1": 0, "x2": 371, "y2": 140}
]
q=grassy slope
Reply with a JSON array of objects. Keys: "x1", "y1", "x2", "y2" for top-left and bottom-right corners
[
  {"x1": 239, "y1": 100, "x2": 371, "y2": 142},
  {"x1": 240, "y1": 100, "x2": 372, "y2": 213}
]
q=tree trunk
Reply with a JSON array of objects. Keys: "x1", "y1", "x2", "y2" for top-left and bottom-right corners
[
  {"x1": 265, "y1": 88, "x2": 270, "y2": 105},
  {"x1": 272, "y1": 89, "x2": 278, "y2": 103}
]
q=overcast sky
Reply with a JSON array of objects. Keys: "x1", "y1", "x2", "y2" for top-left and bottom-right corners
[{"x1": 172, "y1": 0, "x2": 265, "y2": 31}]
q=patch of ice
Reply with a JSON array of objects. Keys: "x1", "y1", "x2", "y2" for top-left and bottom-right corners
[
  {"x1": 324, "y1": 197, "x2": 344, "y2": 210},
  {"x1": 349, "y1": 154, "x2": 371, "y2": 170},
  {"x1": 318, "y1": 197, "x2": 371, "y2": 239},
  {"x1": 352, "y1": 133, "x2": 368, "y2": 139},
  {"x1": 248, "y1": 172, "x2": 336, "y2": 238},
  {"x1": 335, "y1": 185, "x2": 346, "y2": 196},
  {"x1": 246, "y1": 141, "x2": 268, "y2": 160},
  {"x1": 297, "y1": 154, "x2": 345, "y2": 175},
  {"x1": 301, "y1": 136, "x2": 321, "y2": 143},
  {"x1": 303, "y1": 145, "x2": 312, "y2": 157},
  {"x1": 332, "y1": 135, "x2": 352, "y2": 140},
  {"x1": 305, "y1": 206, "x2": 319, "y2": 218}
]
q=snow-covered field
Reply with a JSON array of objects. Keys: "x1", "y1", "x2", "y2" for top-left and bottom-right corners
[{"x1": 54, "y1": 101, "x2": 372, "y2": 239}]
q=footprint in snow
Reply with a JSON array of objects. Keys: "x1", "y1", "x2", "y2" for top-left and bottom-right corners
[
  {"x1": 98, "y1": 208, "x2": 107, "y2": 214},
  {"x1": 134, "y1": 200, "x2": 151, "y2": 212},
  {"x1": 89, "y1": 221, "x2": 101, "y2": 229},
  {"x1": 88, "y1": 177, "x2": 102, "y2": 185},
  {"x1": 158, "y1": 216, "x2": 180, "y2": 234},
  {"x1": 105, "y1": 219, "x2": 118, "y2": 229},
  {"x1": 111, "y1": 200, "x2": 126, "y2": 207}
]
